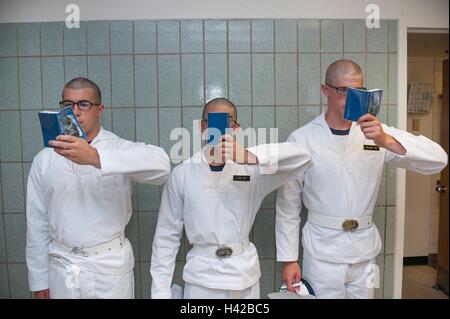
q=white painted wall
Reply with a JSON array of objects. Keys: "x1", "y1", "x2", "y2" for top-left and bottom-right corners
[
  {"x1": 405, "y1": 57, "x2": 434, "y2": 257},
  {"x1": 429, "y1": 58, "x2": 445, "y2": 255},
  {"x1": 405, "y1": 56, "x2": 445, "y2": 257},
  {"x1": 404, "y1": 57, "x2": 444, "y2": 257},
  {"x1": 0, "y1": 0, "x2": 448, "y2": 299},
  {"x1": 0, "y1": 0, "x2": 448, "y2": 25}
]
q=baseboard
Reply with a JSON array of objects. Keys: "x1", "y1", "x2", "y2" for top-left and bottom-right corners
[
  {"x1": 403, "y1": 256, "x2": 429, "y2": 266},
  {"x1": 428, "y1": 254, "x2": 438, "y2": 267}
]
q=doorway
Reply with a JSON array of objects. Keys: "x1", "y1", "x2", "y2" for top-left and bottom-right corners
[{"x1": 403, "y1": 31, "x2": 448, "y2": 299}]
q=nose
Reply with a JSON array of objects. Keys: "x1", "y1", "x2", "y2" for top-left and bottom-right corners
[{"x1": 71, "y1": 103, "x2": 82, "y2": 117}]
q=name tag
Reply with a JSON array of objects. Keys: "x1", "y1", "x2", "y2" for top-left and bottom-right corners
[
  {"x1": 363, "y1": 144, "x2": 380, "y2": 151},
  {"x1": 233, "y1": 175, "x2": 250, "y2": 182}
]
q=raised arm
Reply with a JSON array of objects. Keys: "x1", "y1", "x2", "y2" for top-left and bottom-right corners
[
  {"x1": 247, "y1": 142, "x2": 311, "y2": 197},
  {"x1": 49, "y1": 135, "x2": 171, "y2": 184},
  {"x1": 357, "y1": 114, "x2": 447, "y2": 174},
  {"x1": 98, "y1": 140, "x2": 171, "y2": 184},
  {"x1": 382, "y1": 125, "x2": 448, "y2": 174}
]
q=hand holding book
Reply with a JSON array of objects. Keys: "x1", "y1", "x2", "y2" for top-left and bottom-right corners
[
  {"x1": 344, "y1": 87, "x2": 382, "y2": 122},
  {"x1": 357, "y1": 113, "x2": 406, "y2": 155},
  {"x1": 38, "y1": 106, "x2": 101, "y2": 167},
  {"x1": 38, "y1": 106, "x2": 86, "y2": 147},
  {"x1": 49, "y1": 135, "x2": 101, "y2": 168}
]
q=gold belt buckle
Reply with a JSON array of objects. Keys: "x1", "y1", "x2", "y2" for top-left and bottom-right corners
[
  {"x1": 342, "y1": 219, "x2": 359, "y2": 231},
  {"x1": 215, "y1": 246, "x2": 233, "y2": 258}
]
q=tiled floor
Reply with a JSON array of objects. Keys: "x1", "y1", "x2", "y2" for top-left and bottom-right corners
[{"x1": 402, "y1": 265, "x2": 448, "y2": 299}]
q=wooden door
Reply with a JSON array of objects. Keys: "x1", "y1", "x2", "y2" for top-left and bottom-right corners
[{"x1": 436, "y1": 59, "x2": 449, "y2": 295}]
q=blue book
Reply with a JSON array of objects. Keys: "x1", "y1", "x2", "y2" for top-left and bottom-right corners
[
  {"x1": 344, "y1": 87, "x2": 383, "y2": 122},
  {"x1": 207, "y1": 112, "x2": 229, "y2": 145},
  {"x1": 38, "y1": 106, "x2": 86, "y2": 147}
]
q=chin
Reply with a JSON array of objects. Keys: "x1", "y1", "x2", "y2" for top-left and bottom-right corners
[{"x1": 81, "y1": 126, "x2": 89, "y2": 135}]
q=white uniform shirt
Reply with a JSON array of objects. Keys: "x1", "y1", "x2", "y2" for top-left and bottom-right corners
[
  {"x1": 276, "y1": 112, "x2": 448, "y2": 264},
  {"x1": 150, "y1": 143, "x2": 311, "y2": 298},
  {"x1": 26, "y1": 128, "x2": 171, "y2": 291}
]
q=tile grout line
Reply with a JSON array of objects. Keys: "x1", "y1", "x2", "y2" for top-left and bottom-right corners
[
  {"x1": 109, "y1": 21, "x2": 114, "y2": 131},
  {"x1": 295, "y1": 20, "x2": 299, "y2": 130},
  {"x1": 131, "y1": 21, "x2": 143, "y2": 298},
  {"x1": 178, "y1": 20, "x2": 183, "y2": 155},
  {"x1": 273, "y1": 20, "x2": 277, "y2": 137},
  {"x1": 226, "y1": 20, "x2": 230, "y2": 101},
  {"x1": 319, "y1": 20, "x2": 323, "y2": 112},
  {"x1": 85, "y1": 21, "x2": 88, "y2": 88},
  {"x1": 297, "y1": 21, "x2": 300, "y2": 117},
  {"x1": 39, "y1": 23, "x2": 44, "y2": 111},
  {"x1": 155, "y1": 21, "x2": 162, "y2": 230},
  {"x1": 62, "y1": 21, "x2": 67, "y2": 86},
  {"x1": 250, "y1": 21, "x2": 253, "y2": 132},
  {"x1": 202, "y1": 20, "x2": 206, "y2": 104},
  {"x1": 1, "y1": 50, "x2": 397, "y2": 58},
  {"x1": 6, "y1": 24, "x2": 21, "y2": 298}
]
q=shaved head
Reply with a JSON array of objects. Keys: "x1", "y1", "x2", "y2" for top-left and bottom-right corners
[
  {"x1": 325, "y1": 59, "x2": 363, "y2": 86},
  {"x1": 62, "y1": 77, "x2": 102, "y2": 103},
  {"x1": 202, "y1": 97, "x2": 237, "y2": 120}
]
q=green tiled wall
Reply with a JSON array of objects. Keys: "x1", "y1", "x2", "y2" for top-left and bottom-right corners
[{"x1": 0, "y1": 19, "x2": 398, "y2": 299}]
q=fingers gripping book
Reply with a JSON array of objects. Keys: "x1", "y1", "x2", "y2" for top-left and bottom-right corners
[
  {"x1": 38, "y1": 106, "x2": 86, "y2": 147},
  {"x1": 344, "y1": 87, "x2": 383, "y2": 122}
]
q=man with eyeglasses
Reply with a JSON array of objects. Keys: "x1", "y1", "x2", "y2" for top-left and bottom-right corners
[
  {"x1": 150, "y1": 98, "x2": 311, "y2": 299},
  {"x1": 276, "y1": 59, "x2": 447, "y2": 298},
  {"x1": 26, "y1": 77, "x2": 171, "y2": 299}
]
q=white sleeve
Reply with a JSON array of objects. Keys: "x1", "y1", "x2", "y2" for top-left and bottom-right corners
[
  {"x1": 150, "y1": 172, "x2": 184, "y2": 299},
  {"x1": 383, "y1": 125, "x2": 448, "y2": 174},
  {"x1": 247, "y1": 142, "x2": 311, "y2": 197},
  {"x1": 275, "y1": 179, "x2": 303, "y2": 262},
  {"x1": 26, "y1": 157, "x2": 51, "y2": 292},
  {"x1": 96, "y1": 140, "x2": 171, "y2": 185}
]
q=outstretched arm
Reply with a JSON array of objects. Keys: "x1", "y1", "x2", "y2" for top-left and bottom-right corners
[
  {"x1": 50, "y1": 135, "x2": 171, "y2": 184},
  {"x1": 358, "y1": 114, "x2": 447, "y2": 174}
]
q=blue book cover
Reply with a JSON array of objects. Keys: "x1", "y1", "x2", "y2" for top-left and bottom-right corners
[
  {"x1": 207, "y1": 112, "x2": 229, "y2": 145},
  {"x1": 344, "y1": 87, "x2": 383, "y2": 122},
  {"x1": 38, "y1": 106, "x2": 86, "y2": 147}
]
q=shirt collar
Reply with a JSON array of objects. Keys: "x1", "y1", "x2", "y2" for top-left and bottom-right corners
[
  {"x1": 311, "y1": 112, "x2": 357, "y2": 132},
  {"x1": 89, "y1": 127, "x2": 118, "y2": 145}
]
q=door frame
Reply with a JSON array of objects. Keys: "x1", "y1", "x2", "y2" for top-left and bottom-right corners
[{"x1": 393, "y1": 26, "x2": 449, "y2": 298}]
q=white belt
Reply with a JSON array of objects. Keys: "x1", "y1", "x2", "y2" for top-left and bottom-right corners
[
  {"x1": 51, "y1": 236, "x2": 124, "y2": 257},
  {"x1": 308, "y1": 211, "x2": 373, "y2": 231},
  {"x1": 191, "y1": 240, "x2": 250, "y2": 258}
]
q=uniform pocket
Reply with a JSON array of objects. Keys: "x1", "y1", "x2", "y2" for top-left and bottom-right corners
[
  {"x1": 222, "y1": 182, "x2": 252, "y2": 214},
  {"x1": 350, "y1": 150, "x2": 384, "y2": 181},
  {"x1": 226, "y1": 179, "x2": 251, "y2": 194}
]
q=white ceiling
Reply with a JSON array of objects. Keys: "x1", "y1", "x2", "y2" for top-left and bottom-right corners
[{"x1": 408, "y1": 33, "x2": 449, "y2": 57}]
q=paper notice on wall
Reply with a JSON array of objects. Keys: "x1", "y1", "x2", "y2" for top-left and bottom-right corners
[{"x1": 407, "y1": 82, "x2": 434, "y2": 114}]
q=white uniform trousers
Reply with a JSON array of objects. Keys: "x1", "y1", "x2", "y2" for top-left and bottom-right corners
[
  {"x1": 48, "y1": 253, "x2": 134, "y2": 299},
  {"x1": 184, "y1": 281, "x2": 260, "y2": 299},
  {"x1": 302, "y1": 251, "x2": 377, "y2": 299}
]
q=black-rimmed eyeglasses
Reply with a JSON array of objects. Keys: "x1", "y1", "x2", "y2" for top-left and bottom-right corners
[
  {"x1": 59, "y1": 100, "x2": 101, "y2": 110},
  {"x1": 326, "y1": 83, "x2": 367, "y2": 96}
]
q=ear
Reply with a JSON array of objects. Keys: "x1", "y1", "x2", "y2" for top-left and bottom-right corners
[
  {"x1": 97, "y1": 104, "x2": 105, "y2": 116},
  {"x1": 320, "y1": 84, "x2": 330, "y2": 97},
  {"x1": 199, "y1": 119, "x2": 207, "y2": 133}
]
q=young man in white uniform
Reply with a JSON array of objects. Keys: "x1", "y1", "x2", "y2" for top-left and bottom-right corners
[
  {"x1": 275, "y1": 60, "x2": 448, "y2": 299},
  {"x1": 150, "y1": 98, "x2": 311, "y2": 299},
  {"x1": 26, "y1": 78, "x2": 171, "y2": 299}
]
